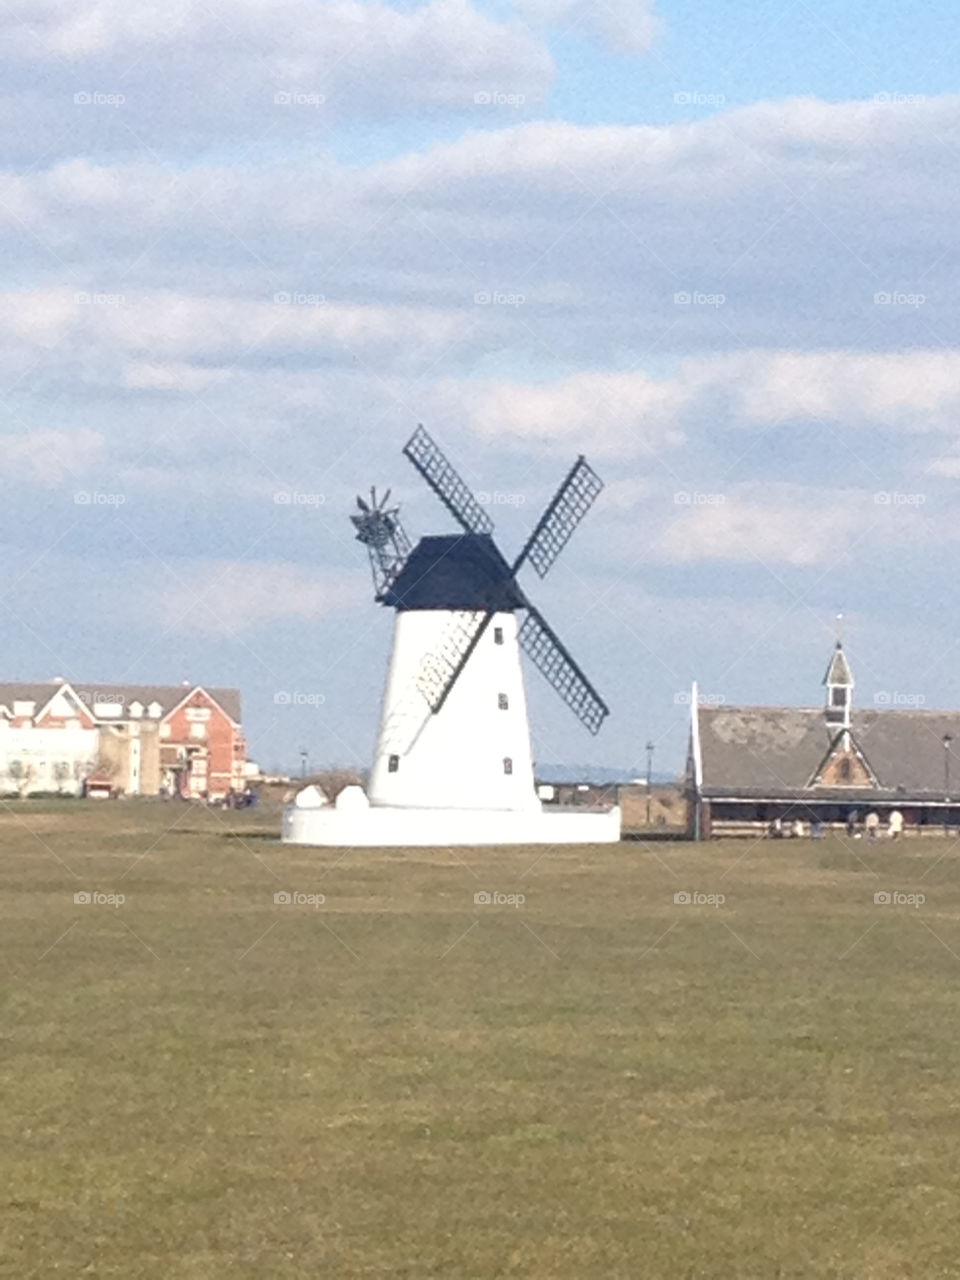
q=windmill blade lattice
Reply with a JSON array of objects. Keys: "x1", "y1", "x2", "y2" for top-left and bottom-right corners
[
  {"x1": 513, "y1": 455, "x2": 604, "y2": 579},
  {"x1": 417, "y1": 610, "x2": 493, "y2": 711},
  {"x1": 404, "y1": 425, "x2": 494, "y2": 536},
  {"x1": 518, "y1": 604, "x2": 609, "y2": 735}
]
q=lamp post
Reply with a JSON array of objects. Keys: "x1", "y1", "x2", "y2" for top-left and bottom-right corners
[
  {"x1": 645, "y1": 740, "x2": 655, "y2": 826},
  {"x1": 300, "y1": 747, "x2": 309, "y2": 779}
]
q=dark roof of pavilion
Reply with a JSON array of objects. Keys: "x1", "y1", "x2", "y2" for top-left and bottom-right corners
[{"x1": 697, "y1": 705, "x2": 960, "y2": 799}]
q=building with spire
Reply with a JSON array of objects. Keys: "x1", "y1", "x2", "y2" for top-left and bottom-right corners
[{"x1": 687, "y1": 642, "x2": 960, "y2": 837}]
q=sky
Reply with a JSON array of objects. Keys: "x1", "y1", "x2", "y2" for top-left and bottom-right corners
[{"x1": 3, "y1": 0, "x2": 960, "y2": 777}]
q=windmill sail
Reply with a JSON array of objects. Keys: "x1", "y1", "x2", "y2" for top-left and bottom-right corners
[
  {"x1": 513, "y1": 455, "x2": 603, "y2": 579},
  {"x1": 417, "y1": 609, "x2": 493, "y2": 712},
  {"x1": 404, "y1": 425, "x2": 494, "y2": 536},
  {"x1": 518, "y1": 604, "x2": 609, "y2": 735}
]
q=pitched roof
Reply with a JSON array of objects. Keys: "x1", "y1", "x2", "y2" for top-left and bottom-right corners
[
  {"x1": 823, "y1": 642, "x2": 853, "y2": 686},
  {"x1": 697, "y1": 704, "x2": 960, "y2": 798},
  {"x1": 381, "y1": 534, "x2": 526, "y2": 611},
  {"x1": 0, "y1": 681, "x2": 241, "y2": 724},
  {"x1": 0, "y1": 682, "x2": 73, "y2": 714}
]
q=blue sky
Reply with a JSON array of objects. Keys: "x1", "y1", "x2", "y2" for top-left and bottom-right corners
[{"x1": 2, "y1": 0, "x2": 960, "y2": 776}]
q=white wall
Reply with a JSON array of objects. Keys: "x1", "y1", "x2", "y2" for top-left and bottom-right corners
[
  {"x1": 0, "y1": 725, "x2": 99, "y2": 795},
  {"x1": 368, "y1": 609, "x2": 540, "y2": 811}
]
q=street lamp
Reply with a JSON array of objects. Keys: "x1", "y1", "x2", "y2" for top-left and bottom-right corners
[
  {"x1": 944, "y1": 734, "x2": 952, "y2": 797},
  {"x1": 645, "y1": 740, "x2": 655, "y2": 826},
  {"x1": 300, "y1": 747, "x2": 309, "y2": 779}
]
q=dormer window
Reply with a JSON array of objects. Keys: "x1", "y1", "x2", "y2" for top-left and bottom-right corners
[
  {"x1": 129, "y1": 701, "x2": 144, "y2": 718},
  {"x1": 147, "y1": 702, "x2": 163, "y2": 718}
]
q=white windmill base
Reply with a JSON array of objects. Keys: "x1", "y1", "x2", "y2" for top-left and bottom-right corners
[{"x1": 282, "y1": 786, "x2": 621, "y2": 847}]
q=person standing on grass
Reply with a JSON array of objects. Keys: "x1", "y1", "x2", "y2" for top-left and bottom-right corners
[
  {"x1": 846, "y1": 809, "x2": 859, "y2": 837},
  {"x1": 865, "y1": 810, "x2": 880, "y2": 842},
  {"x1": 889, "y1": 809, "x2": 904, "y2": 840}
]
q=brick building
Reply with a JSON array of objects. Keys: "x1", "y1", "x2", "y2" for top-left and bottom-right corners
[{"x1": 0, "y1": 680, "x2": 245, "y2": 799}]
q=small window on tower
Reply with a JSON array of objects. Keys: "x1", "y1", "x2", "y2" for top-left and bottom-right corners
[
  {"x1": 832, "y1": 687, "x2": 846, "y2": 707},
  {"x1": 839, "y1": 758, "x2": 852, "y2": 781},
  {"x1": 494, "y1": 627, "x2": 504, "y2": 645},
  {"x1": 503, "y1": 757, "x2": 513, "y2": 775},
  {"x1": 388, "y1": 754, "x2": 399, "y2": 773},
  {"x1": 498, "y1": 693, "x2": 509, "y2": 710}
]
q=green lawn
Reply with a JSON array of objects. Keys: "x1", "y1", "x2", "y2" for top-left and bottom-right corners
[{"x1": 3, "y1": 803, "x2": 960, "y2": 1277}]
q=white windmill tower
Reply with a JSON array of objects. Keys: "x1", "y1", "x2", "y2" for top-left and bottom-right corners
[{"x1": 283, "y1": 427, "x2": 620, "y2": 846}]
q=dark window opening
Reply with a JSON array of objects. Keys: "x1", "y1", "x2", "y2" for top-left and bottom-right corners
[
  {"x1": 503, "y1": 757, "x2": 513, "y2": 775},
  {"x1": 494, "y1": 627, "x2": 504, "y2": 645},
  {"x1": 839, "y1": 758, "x2": 852, "y2": 781},
  {"x1": 388, "y1": 754, "x2": 399, "y2": 773},
  {"x1": 831, "y1": 687, "x2": 847, "y2": 706},
  {"x1": 498, "y1": 693, "x2": 509, "y2": 710}
]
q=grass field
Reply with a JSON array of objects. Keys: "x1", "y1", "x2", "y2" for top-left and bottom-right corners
[{"x1": 4, "y1": 803, "x2": 960, "y2": 1277}]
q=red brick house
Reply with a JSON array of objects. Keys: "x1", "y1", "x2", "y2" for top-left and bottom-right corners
[{"x1": 0, "y1": 680, "x2": 246, "y2": 799}]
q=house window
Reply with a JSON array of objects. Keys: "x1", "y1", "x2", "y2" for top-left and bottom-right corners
[
  {"x1": 498, "y1": 693, "x2": 509, "y2": 710},
  {"x1": 503, "y1": 757, "x2": 513, "y2": 775},
  {"x1": 831, "y1": 688, "x2": 847, "y2": 707},
  {"x1": 388, "y1": 754, "x2": 399, "y2": 773},
  {"x1": 494, "y1": 627, "x2": 504, "y2": 645},
  {"x1": 839, "y1": 758, "x2": 852, "y2": 781}
]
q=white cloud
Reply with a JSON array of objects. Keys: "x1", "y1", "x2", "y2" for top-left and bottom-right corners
[
  {"x1": 655, "y1": 485, "x2": 932, "y2": 567},
  {"x1": 0, "y1": 290, "x2": 474, "y2": 386},
  {"x1": 459, "y1": 371, "x2": 687, "y2": 455},
  {"x1": 0, "y1": 0, "x2": 554, "y2": 155},
  {"x1": 1, "y1": 428, "x2": 103, "y2": 485},
  {"x1": 514, "y1": 0, "x2": 658, "y2": 54},
  {"x1": 155, "y1": 562, "x2": 368, "y2": 636},
  {"x1": 698, "y1": 351, "x2": 960, "y2": 432}
]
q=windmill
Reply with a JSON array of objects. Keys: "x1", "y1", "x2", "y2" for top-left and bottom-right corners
[{"x1": 283, "y1": 426, "x2": 620, "y2": 846}]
